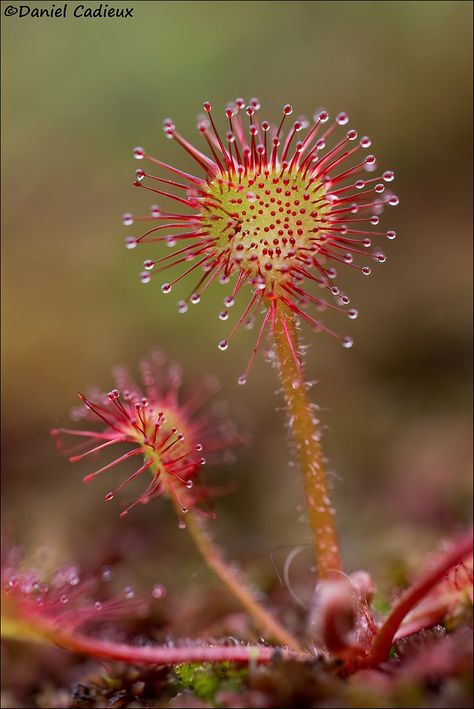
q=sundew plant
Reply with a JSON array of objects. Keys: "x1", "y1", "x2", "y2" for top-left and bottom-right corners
[{"x1": 3, "y1": 99, "x2": 472, "y2": 707}]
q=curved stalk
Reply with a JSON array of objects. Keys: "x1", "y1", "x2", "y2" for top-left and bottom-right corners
[
  {"x1": 2, "y1": 619, "x2": 309, "y2": 665},
  {"x1": 181, "y1": 507, "x2": 302, "y2": 651},
  {"x1": 272, "y1": 301, "x2": 342, "y2": 579},
  {"x1": 369, "y1": 529, "x2": 473, "y2": 664},
  {"x1": 156, "y1": 462, "x2": 303, "y2": 652},
  {"x1": 47, "y1": 628, "x2": 309, "y2": 665}
]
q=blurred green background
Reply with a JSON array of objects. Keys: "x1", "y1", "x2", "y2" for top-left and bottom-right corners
[{"x1": 2, "y1": 1, "x2": 472, "y2": 607}]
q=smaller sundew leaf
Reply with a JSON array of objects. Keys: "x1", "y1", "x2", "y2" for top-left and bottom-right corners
[
  {"x1": 52, "y1": 351, "x2": 241, "y2": 518},
  {"x1": 1, "y1": 548, "x2": 164, "y2": 647}
]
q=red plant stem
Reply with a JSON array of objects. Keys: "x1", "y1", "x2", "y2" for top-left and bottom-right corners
[
  {"x1": 52, "y1": 628, "x2": 311, "y2": 665},
  {"x1": 158, "y1": 462, "x2": 304, "y2": 653},
  {"x1": 173, "y1": 500, "x2": 304, "y2": 652},
  {"x1": 272, "y1": 301, "x2": 342, "y2": 578},
  {"x1": 369, "y1": 529, "x2": 473, "y2": 664}
]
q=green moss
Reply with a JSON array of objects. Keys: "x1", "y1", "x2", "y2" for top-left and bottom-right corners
[
  {"x1": 172, "y1": 661, "x2": 248, "y2": 703},
  {"x1": 371, "y1": 594, "x2": 392, "y2": 616}
]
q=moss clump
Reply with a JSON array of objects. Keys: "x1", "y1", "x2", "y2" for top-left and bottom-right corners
[{"x1": 172, "y1": 661, "x2": 248, "y2": 703}]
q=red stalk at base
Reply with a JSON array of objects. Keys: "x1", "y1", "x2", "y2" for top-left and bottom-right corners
[{"x1": 369, "y1": 529, "x2": 473, "y2": 664}]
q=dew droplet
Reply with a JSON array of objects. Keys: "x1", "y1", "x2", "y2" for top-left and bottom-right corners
[
  {"x1": 122, "y1": 213, "x2": 134, "y2": 226},
  {"x1": 386, "y1": 230, "x2": 397, "y2": 240},
  {"x1": 348, "y1": 309, "x2": 359, "y2": 320},
  {"x1": 143, "y1": 259, "x2": 154, "y2": 271},
  {"x1": 336, "y1": 112, "x2": 349, "y2": 125},
  {"x1": 135, "y1": 169, "x2": 145, "y2": 181},
  {"x1": 218, "y1": 340, "x2": 228, "y2": 351},
  {"x1": 389, "y1": 195, "x2": 399, "y2": 206},
  {"x1": 219, "y1": 310, "x2": 229, "y2": 321},
  {"x1": 370, "y1": 216, "x2": 380, "y2": 225},
  {"x1": 186, "y1": 480, "x2": 193, "y2": 489},
  {"x1": 177, "y1": 300, "x2": 188, "y2": 313},
  {"x1": 383, "y1": 170, "x2": 395, "y2": 182},
  {"x1": 105, "y1": 492, "x2": 114, "y2": 501},
  {"x1": 161, "y1": 283, "x2": 172, "y2": 294},
  {"x1": 195, "y1": 443, "x2": 203, "y2": 452},
  {"x1": 60, "y1": 594, "x2": 69, "y2": 604},
  {"x1": 150, "y1": 205, "x2": 161, "y2": 217},
  {"x1": 67, "y1": 569, "x2": 80, "y2": 586},
  {"x1": 342, "y1": 336, "x2": 353, "y2": 349},
  {"x1": 101, "y1": 566, "x2": 113, "y2": 582},
  {"x1": 190, "y1": 293, "x2": 201, "y2": 304},
  {"x1": 362, "y1": 266, "x2": 372, "y2": 276},
  {"x1": 237, "y1": 375, "x2": 247, "y2": 385},
  {"x1": 133, "y1": 147, "x2": 145, "y2": 159},
  {"x1": 140, "y1": 272, "x2": 151, "y2": 284},
  {"x1": 224, "y1": 296, "x2": 235, "y2": 307},
  {"x1": 152, "y1": 584, "x2": 166, "y2": 599},
  {"x1": 125, "y1": 236, "x2": 137, "y2": 250},
  {"x1": 124, "y1": 585, "x2": 135, "y2": 599}
]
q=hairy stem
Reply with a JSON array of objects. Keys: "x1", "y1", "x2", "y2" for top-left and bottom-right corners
[
  {"x1": 2, "y1": 619, "x2": 309, "y2": 665},
  {"x1": 272, "y1": 302, "x2": 341, "y2": 578},
  {"x1": 153, "y1": 455, "x2": 302, "y2": 652},
  {"x1": 60, "y1": 630, "x2": 309, "y2": 664},
  {"x1": 369, "y1": 529, "x2": 473, "y2": 664},
  {"x1": 171, "y1": 495, "x2": 303, "y2": 652}
]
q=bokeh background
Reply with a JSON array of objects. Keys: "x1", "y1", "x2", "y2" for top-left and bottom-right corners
[{"x1": 2, "y1": 1, "x2": 472, "y2": 614}]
